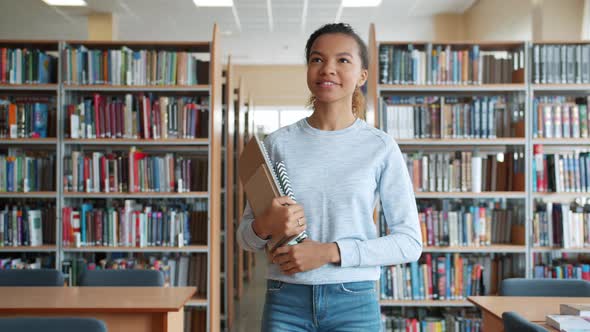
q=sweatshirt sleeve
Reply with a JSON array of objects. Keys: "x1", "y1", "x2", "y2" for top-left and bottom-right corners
[
  {"x1": 236, "y1": 201, "x2": 269, "y2": 252},
  {"x1": 336, "y1": 139, "x2": 423, "y2": 268}
]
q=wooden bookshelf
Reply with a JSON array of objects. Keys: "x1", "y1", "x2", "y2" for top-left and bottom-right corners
[
  {"x1": 63, "y1": 84, "x2": 210, "y2": 92},
  {"x1": 423, "y1": 245, "x2": 526, "y2": 253},
  {"x1": 0, "y1": 191, "x2": 57, "y2": 198},
  {"x1": 532, "y1": 247, "x2": 590, "y2": 253},
  {"x1": 532, "y1": 138, "x2": 590, "y2": 145},
  {"x1": 62, "y1": 192, "x2": 209, "y2": 199},
  {"x1": 64, "y1": 138, "x2": 209, "y2": 146},
  {"x1": 532, "y1": 84, "x2": 590, "y2": 91},
  {"x1": 235, "y1": 78, "x2": 246, "y2": 300},
  {"x1": 186, "y1": 296, "x2": 208, "y2": 307},
  {"x1": 0, "y1": 84, "x2": 58, "y2": 91},
  {"x1": 396, "y1": 138, "x2": 526, "y2": 146},
  {"x1": 379, "y1": 299, "x2": 474, "y2": 307},
  {"x1": 221, "y1": 56, "x2": 236, "y2": 329},
  {"x1": 370, "y1": 26, "x2": 531, "y2": 315},
  {"x1": 380, "y1": 84, "x2": 526, "y2": 92},
  {"x1": 0, "y1": 138, "x2": 58, "y2": 145},
  {"x1": 63, "y1": 245, "x2": 208, "y2": 253},
  {"x1": 52, "y1": 25, "x2": 222, "y2": 332},
  {"x1": 0, "y1": 245, "x2": 57, "y2": 252},
  {"x1": 414, "y1": 192, "x2": 526, "y2": 199},
  {"x1": 532, "y1": 192, "x2": 590, "y2": 200}
]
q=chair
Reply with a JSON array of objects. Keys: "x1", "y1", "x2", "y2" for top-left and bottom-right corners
[
  {"x1": 0, "y1": 317, "x2": 107, "y2": 332},
  {"x1": 502, "y1": 311, "x2": 548, "y2": 332},
  {"x1": 79, "y1": 269, "x2": 165, "y2": 286},
  {"x1": 0, "y1": 269, "x2": 64, "y2": 286},
  {"x1": 499, "y1": 278, "x2": 590, "y2": 297}
]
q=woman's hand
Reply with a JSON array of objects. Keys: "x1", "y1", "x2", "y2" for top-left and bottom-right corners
[
  {"x1": 252, "y1": 196, "x2": 307, "y2": 241},
  {"x1": 271, "y1": 239, "x2": 341, "y2": 275}
]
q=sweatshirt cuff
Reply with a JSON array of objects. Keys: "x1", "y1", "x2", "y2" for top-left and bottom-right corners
[
  {"x1": 336, "y1": 239, "x2": 361, "y2": 268},
  {"x1": 244, "y1": 220, "x2": 269, "y2": 249}
]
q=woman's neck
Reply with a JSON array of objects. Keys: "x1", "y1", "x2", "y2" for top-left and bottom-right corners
[{"x1": 308, "y1": 102, "x2": 356, "y2": 131}]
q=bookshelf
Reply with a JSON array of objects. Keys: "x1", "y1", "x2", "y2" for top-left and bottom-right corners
[
  {"x1": 243, "y1": 96, "x2": 256, "y2": 284},
  {"x1": 234, "y1": 78, "x2": 246, "y2": 300},
  {"x1": 368, "y1": 24, "x2": 530, "y2": 315},
  {"x1": 220, "y1": 56, "x2": 236, "y2": 330},
  {"x1": 0, "y1": 25, "x2": 222, "y2": 332},
  {"x1": 529, "y1": 41, "x2": 590, "y2": 281},
  {"x1": 0, "y1": 40, "x2": 60, "y2": 269}
]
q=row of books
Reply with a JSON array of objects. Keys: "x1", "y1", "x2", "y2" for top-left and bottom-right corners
[
  {"x1": 533, "y1": 97, "x2": 590, "y2": 139},
  {"x1": 380, "y1": 253, "x2": 524, "y2": 300},
  {"x1": 534, "y1": 262, "x2": 590, "y2": 280},
  {"x1": 402, "y1": 150, "x2": 526, "y2": 193},
  {"x1": 63, "y1": 46, "x2": 209, "y2": 86},
  {"x1": 66, "y1": 94, "x2": 209, "y2": 140},
  {"x1": 378, "y1": 44, "x2": 523, "y2": 85},
  {"x1": 533, "y1": 252, "x2": 590, "y2": 278},
  {"x1": 0, "y1": 204, "x2": 56, "y2": 247},
  {"x1": 533, "y1": 200, "x2": 590, "y2": 248},
  {"x1": 533, "y1": 44, "x2": 590, "y2": 84},
  {"x1": 532, "y1": 145, "x2": 590, "y2": 193},
  {"x1": 413, "y1": 202, "x2": 521, "y2": 247},
  {"x1": 382, "y1": 96, "x2": 522, "y2": 139},
  {"x1": 0, "y1": 256, "x2": 54, "y2": 269},
  {"x1": 381, "y1": 313, "x2": 481, "y2": 332},
  {"x1": 63, "y1": 149, "x2": 208, "y2": 193},
  {"x1": 62, "y1": 254, "x2": 208, "y2": 295},
  {"x1": 0, "y1": 153, "x2": 55, "y2": 192},
  {"x1": 61, "y1": 200, "x2": 207, "y2": 248},
  {"x1": 0, "y1": 98, "x2": 55, "y2": 138},
  {"x1": 0, "y1": 48, "x2": 58, "y2": 84}
]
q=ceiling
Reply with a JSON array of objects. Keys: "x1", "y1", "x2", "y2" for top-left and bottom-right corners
[{"x1": 0, "y1": 0, "x2": 477, "y2": 64}]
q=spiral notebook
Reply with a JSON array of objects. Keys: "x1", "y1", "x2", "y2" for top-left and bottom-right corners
[{"x1": 238, "y1": 136, "x2": 308, "y2": 251}]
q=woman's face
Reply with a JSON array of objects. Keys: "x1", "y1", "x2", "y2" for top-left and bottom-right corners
[{"x1": 306, "y1": 33, "x2": 368, "y2": 108}]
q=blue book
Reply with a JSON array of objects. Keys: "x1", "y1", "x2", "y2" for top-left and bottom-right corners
[
  {"x1": 6, "y1": 159, "x2": 14, "y2": 192},
  {"x1": 410, "y1": 261, "x2": 419, "y2": 300},
  {"x1": 80, "y1": 203, "x2": 93, "y2": 245},
  {"x1": 33, "y1": 103, "x2": 48, "y2": 138}
]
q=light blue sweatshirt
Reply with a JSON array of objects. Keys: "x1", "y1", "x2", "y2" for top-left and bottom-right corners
[{"x1": 237, "y1": 117, "x2": 422, "y2": 284}]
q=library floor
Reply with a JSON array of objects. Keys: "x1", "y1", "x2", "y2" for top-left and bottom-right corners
[{"x1": 232, "y1": 251, "x2": 267, "y2": 332}]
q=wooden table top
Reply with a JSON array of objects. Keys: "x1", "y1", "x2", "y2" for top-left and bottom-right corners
[
  {"x1": 468, "y1": 296, "x2": 590, "y2": 323},
  {"x1": 0, "y1": 287, "x2": 197, "y2": 313}
]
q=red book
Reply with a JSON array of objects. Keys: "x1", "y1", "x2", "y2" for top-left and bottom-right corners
[
  {"x1": 83, "y1": 156, "x2": 90, "y2": 192},
  {"x1": 425, "y1": 253, "x2": 433, "y2": 300},
  {"x1": 133, "y1": 151, "x2": 147, "y2": 192},
  {"x1": 115, "y1": 101, "x2": 123, "y2": 138},
  {"x1": 1, "y1": 48, "x2": 6, "y2": 83},
  {"x1": 93, "y1": 94, "x2": 101, "y2": 138},
  {"x1": 100, "y1": 155, "x2": 107, "y2": 192},
  {"x1": 142, "y1": 95, "x2": 151, "y2": 139},
  {"x1": 62, "y1": 207, "x2": 71, "y2": 246}
]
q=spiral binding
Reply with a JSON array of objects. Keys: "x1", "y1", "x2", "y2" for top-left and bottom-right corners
[{"x1": 275, "y1": 161, "x2": 295, "y2": 201}]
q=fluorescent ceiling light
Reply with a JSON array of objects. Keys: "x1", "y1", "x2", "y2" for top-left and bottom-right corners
[
  {"x1": 42, "y1": 0, "x2": 87, "y2": 5},
  {"x1": 342, "y1": 0, "x2": 381, "y2": 7},
  {"x1": 193, "y1": 0, "x2": 233, "y2": 7}
]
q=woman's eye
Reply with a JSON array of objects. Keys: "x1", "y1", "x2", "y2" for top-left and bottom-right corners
[
  {"x1": 310, "y1": 58, "x2": 322, "y2": 63},
  {"x1": 339, "y1": 58, "x2": 350, "y2": 63}
]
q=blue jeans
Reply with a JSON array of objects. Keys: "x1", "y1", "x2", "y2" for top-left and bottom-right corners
[{"x1": 261, "y1": 280, "x2": 381, "y2": 332}]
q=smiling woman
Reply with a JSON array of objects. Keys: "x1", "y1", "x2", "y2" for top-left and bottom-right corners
[{"x1": 236, "y1": 23, "x2": 423, "y2": 332}]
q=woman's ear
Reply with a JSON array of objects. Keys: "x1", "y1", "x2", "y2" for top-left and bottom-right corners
[{"x1": 357, "y1": 68, "x2": 368, "y2": 88}]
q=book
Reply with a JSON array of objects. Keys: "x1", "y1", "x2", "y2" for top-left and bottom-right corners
[
  {"x1": 546, "y1": 315, "x2": 590, "y2": 331},
  {"x1": 562, "y1": 304, "x2": 590, "y2": 317},
  {"x1": 238, "y1": 135, "x2": 307, "y2": 251}
]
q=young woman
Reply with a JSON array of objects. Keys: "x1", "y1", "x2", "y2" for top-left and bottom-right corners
[{"x1": 237, "y1": 23, "x2": 422, "y2": 331}]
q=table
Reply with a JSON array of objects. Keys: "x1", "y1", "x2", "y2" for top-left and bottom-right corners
[
  {"x1": 468, "y1": 296, "x2": 590, "y2": 332},
  {"x1": 0, "y1": 287, "x2": 197, "y2": 332}
]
